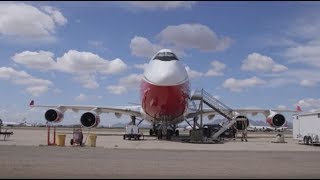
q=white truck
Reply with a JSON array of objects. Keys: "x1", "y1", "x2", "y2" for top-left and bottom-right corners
[
  {"x1": 123, "y1": 125, "x2": 144, "y2": 140},
  {"x1": 293, "y1": 111, "x2": 320, "y2": 145}
]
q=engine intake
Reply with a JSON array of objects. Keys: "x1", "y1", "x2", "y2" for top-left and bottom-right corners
[
  {"x1": 44, "y1": 109, "x2": 64, "y2": 123},
  {"x1": 80, "y1": 112, "x2": 100, "y2": 128},
  {"x1": 235, "y1": 115, "x2": 249, "y2": 130},
  {"x1": 266, "y1": 113, "x2": 286, "y2": 127}
]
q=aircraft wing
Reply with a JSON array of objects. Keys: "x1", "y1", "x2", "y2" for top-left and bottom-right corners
[
  {"x1": 186, "y1": 108, "x2": 297, "y2": 119},
  {"x1": 225, "y1": 108, "x2": 296, "y2": 116},
  {"x1": 29, "y1": 100, "x2": 143, "y2": 118}
]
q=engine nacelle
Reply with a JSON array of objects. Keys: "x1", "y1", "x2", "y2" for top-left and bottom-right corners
[
  {"x1": 45, "y1": 109, "x2": 64, "y2": 123},
  {"x1": 266, "y1": 111, "x2": 286, "y2": 128},
  {"x1": 235, "y1": 115, "x2": 249, "y2": 130},
  {"x1": 80, "y1": 112, "x2": 100, "y2": 128}
]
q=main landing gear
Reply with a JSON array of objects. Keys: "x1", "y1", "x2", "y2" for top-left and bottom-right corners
[{"x1": 149, "y1": 124, "x2": 179, "y2": 140}]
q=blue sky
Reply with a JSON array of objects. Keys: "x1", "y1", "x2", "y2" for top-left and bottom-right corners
[{"x1": 1, "y1": 1, "x2": 320, "y2": 126}]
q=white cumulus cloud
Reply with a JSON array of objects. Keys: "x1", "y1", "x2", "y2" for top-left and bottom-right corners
[
  {"x1": 300, "y1": 79, "x2": 317, "y2": 87},
  {"x1": 0, "y1": 2, "x2": 67, "y2": 42},
  {"x1": 130, "y1": 24, "x2": 232, "y2": 58},
  {"x1": 124, "y1": 1, "x2": 196, "y2": 10},
  {"x1": 280, "y1": 14, "x2": 320, "y2": 68},
  {"x1": 285, "y1": 44, "x2": 320, "y2": 67},
  {"x1": 205, "y1": 60, "x2": 226, "y2": 76},
  {"x1": 130, "y1": 36, "x2": 163, "y2": 58},
  {"x1": 241, "y1": 52, "x2": 288, "y2": 73},
  {"x1": 74, "y1": 93, "x2": 87, "y2": 102},
  {"x1": 185, "y1": 66, "x2": 203, "y2": 79},
  {"x1": 73, "y1": 74, "x2": 99, "y2": 89},
  {"x1": 12, "y1": 50, "x2": 56, "y2": 70},
  {"x1": 106, "y1": 85, "x2": 127, "y2": 95},
  {"x1": 56, "y1": 50, "x2": 127, "y2": 74},
  {"x1": 41, "y1": 6, "x2": 67, "y2": 26},
  {"x1": 187, "y1": 60, "x2": 226, "y2": 79},
  {"x1": 0, "y1": 67, "x2": 53, "y2": 96},
  {"x1": 107, "y1": 74, "x2": 143, "y2": 94},
  {"x1": 222, "y1": 76, "x2": 266, "y2": 92},
  {"x1": 281, "y1": 69, "x2": 320, "y2": 88},
  {"x1": 12, "y1": 50, "x2": 128, "y2": 89},
  {"x1": 158, "y1": 24, "x2": 232, "y2": 52}
]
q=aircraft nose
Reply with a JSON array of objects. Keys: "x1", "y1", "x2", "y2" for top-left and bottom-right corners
[
  {"x1": 144, "y1": 61, "x2": 188, "y2": 86},
  {"x1": 158, "y1": 70, "x2": 176, "y2": 83}
]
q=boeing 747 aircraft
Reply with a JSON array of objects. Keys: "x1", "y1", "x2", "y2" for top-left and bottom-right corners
[{"x1": 29, "y1": 49, "x2": 296, "y2": 140}]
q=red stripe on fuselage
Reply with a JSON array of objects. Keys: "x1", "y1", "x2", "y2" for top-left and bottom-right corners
[
  {"x1": 266, "y1": 118, "x2": 273, "y2": 127},
  {"x1": 140, "y1": 80, "x2": 190, "y2": 122}
]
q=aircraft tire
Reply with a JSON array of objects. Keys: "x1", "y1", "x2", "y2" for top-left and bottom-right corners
[
  {"x1": 308, "y1": 136, "x2": 313, "y2": 145},
  {"x1": 304, "y1": 136, "x2": 309, "y2": 145},
  {"x1": 175, "y1": 130, "x2": 179, "y2": 136}
]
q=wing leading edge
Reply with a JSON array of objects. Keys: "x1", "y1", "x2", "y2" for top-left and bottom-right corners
[
  {"x1": 29, "y1": 100, "x2": 143, "y2": 118},
  {"x1": 186, "y1": 107, "x2": 297, "y2": 119}
]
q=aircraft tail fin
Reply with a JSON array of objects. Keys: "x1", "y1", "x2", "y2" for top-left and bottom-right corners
[
  {"x1": 29, "y1": 100, "x2": 34, "y2": 106},
  {"x1": 296, "y1": 105, "x2": 302, "y2": 112}
]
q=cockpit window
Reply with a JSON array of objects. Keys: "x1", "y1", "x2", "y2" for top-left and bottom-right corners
[{"x1": 153, "y1": 52, "x2": 179, "y2": 61}]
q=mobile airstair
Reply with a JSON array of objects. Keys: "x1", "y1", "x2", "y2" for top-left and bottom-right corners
[{"x1": 190, "y1": 89, "x2": 243, "y2": 141}]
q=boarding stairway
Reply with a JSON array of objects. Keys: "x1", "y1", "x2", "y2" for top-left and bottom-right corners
[{"x1": 190, "y1": 89, "x2": 238, "y2": 140}]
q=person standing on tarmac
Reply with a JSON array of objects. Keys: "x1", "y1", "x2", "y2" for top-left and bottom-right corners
[
  {"x1": 232, "y1": 125, "x2": 237, "y2": 140},
  {"x1": 241, "y1": 128, "x2": 248, "y2": 142}
]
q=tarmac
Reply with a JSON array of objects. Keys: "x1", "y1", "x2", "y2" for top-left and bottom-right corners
[{"x1": 0, "y1": 127, "x2": 320, "y2": 178}]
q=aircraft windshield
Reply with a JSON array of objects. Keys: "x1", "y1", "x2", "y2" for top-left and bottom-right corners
[{"x1": 153, "y1": 52, "x2": 179, "y2": 61}]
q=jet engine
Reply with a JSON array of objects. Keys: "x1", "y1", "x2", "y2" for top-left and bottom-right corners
[
  {"x1": 235, "y1": 115, "x2": 249, "y2": 130},
  {"x1": 44, "y1": 109, "x2": 64, "y2": 123},
  {"x1": 80, "y1": 112, "x2": 100, "y2": 128},
  {"x1": 266, "y1": 111, "x2": 286, "y2": 127}
]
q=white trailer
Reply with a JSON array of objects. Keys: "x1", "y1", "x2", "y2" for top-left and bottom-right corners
[{"x1": 293, "y1": 112, "x2": 320, "y2": 145}]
